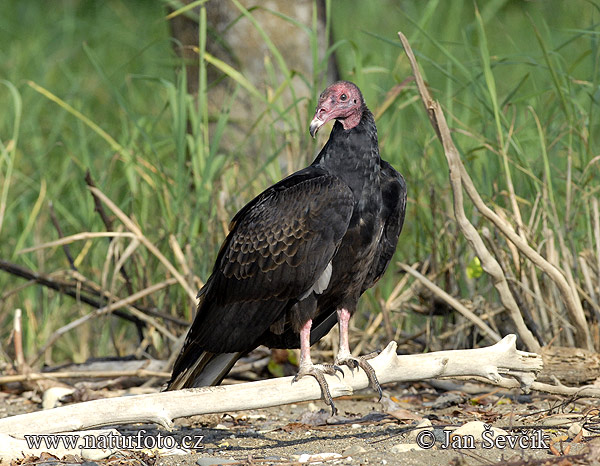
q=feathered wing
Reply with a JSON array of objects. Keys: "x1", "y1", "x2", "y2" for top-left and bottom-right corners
[
  {"x1": 167, "y1": 167, "x2": 354, "y2": 389},
  {"x1": 261, "y1": 159, "x2": 407, "y2": 350},
  {"x1": 361, "y1": 159, "x2": 407, "y2": 292}
]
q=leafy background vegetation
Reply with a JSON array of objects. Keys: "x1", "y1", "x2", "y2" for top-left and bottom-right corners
[{"x1": 1, "y1": 0, "x2": 599, "y2": 368}]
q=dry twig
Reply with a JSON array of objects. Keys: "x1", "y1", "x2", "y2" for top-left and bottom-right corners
[
  {"x1": 398, "y1": 32, "x2": 592, "y2": 351},
  {"x1": 32, "y1": 277, "x2": 180, "y2": 365},
  {"x1": 87, "y1": 186, "x2": 197, "y2": 304},
  {"x1": 398, "y1": 262, "x2": 501, "y2": 342}
]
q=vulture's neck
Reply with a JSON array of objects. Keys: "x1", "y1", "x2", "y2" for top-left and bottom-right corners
[{"x1": 314, "y1": 109, "x2": 381, "y2": 199}]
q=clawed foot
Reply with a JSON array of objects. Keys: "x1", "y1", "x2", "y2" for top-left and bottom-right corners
[
  {"x1": 335, "y1": 351, "x2": 382, "y2": 400},
  {"x1": 293, "y1": 363, "x2": 344, "y2": 415}
]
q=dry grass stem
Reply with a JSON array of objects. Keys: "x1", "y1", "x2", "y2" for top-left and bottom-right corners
[
  {"x1": 399, "y1": 262, "x2": 501, "y2": 342},
  {"x1": 31, "y1": 278, "x2": 179, "y2": 365},
  {"x1": 87, "y1": 186, "x2": 197, "y2": 303},
  {"x1": 398, "y1": 31, "x2": 541, "y2": 352},
  {"x1": 12, "y1": 309, "x2": 25, "y2": 372},
  {"x1": 18, "y1": 232, "x2": 137, "y2": 254}
]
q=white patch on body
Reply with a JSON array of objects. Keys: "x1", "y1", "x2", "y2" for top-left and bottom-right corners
[{"x1": 300, "y1": 261, "x2": 332, "y2": 299}]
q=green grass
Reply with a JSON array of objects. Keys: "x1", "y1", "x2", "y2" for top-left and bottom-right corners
[{"x1": 1, "y1": 0, "x2": 600, "y2": 367}]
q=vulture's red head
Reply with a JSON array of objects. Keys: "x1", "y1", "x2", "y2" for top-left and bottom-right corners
[{"x1": 310, "y1": 81, "x2": 365, "y2": 138}]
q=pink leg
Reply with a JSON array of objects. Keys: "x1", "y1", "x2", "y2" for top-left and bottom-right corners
[
  {"x1": 293, "y1": 318, "x2": 342, "y2": 414},
  {"x1": 334, "y1": 308, "x2": 382, "y2": 398},
  {"x1": 337, "y1": 309, "x2": 352, "y2": 358},
  {"x1": 298, "y1": 319, "x2": 314, "y2": 369}
]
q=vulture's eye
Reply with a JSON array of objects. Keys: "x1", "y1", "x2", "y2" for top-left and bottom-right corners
[{"x1": 340, "y1": 93, "x2": 347, "y2": 101}]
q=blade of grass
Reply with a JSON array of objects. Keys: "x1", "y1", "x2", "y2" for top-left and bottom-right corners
[
  {"x1": 474, "y1": 6, "x2": 525, "y2": 231},
  {"x1": 0, "y1": 80, "x2": 21, "y2": 236},
  {"x1": 528, "y1": 14, "x2": 572, "y2": 121},
  {"x1": 203, "y1": 52, "x2": 265, "y2": 102},
  {"x1": 13, "y1": 180, "x2": 46, "y2": 259},
  {"x1": 164, "y1": 0, "x2": 210, "y2": 21},
  {"x1": 87, "y1": 186, "x2": 197, "y2": 304},
  {"x1": 27, "y1": 81, "x2": 124, "y2": 154}
]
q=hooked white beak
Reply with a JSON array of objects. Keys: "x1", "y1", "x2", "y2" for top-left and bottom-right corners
[{"x1": 309, "y1": 116, "x2": 325, "y2": 138}]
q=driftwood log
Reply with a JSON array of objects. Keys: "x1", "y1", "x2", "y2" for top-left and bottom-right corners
[
  {"x1": 539, "y1": 346, "x2": 600, "y2": 385},
  {"x1": 0, "y1": 336, "x2": 539, "y2": 437}
]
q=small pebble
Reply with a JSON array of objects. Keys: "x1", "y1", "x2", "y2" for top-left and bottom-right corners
[
  {"x1": 450, "y1": 421, "x2": 508, "y2": 441},
  {"x1": 407, "y1": 419, "x2": 433, "y2": 443},
  {"x1": 568, "y1": 422, "x2": 592, "y2": 438},
  {"x1": 298, "y1": 453, "x2": 342, "y2": 463},
  {"x1": 390, "y1": 443, "x2": 424, "y2": 453},
  {"x1": 196, "y1": 458, "x2": 236, "y2": 466},
  {"x1": 343, "y1": 444, "x2": 367, "y2": 456},
  {"x1": 433, "y1": 427, "x2": 446, "y2": 443}
]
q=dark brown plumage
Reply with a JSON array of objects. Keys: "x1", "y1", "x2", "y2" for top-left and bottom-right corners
[{"x1": 167, "y1": 81, "x2": 407, "y2": 413}]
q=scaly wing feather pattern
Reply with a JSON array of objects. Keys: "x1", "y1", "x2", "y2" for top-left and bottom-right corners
[
  {"x1": 170, "y1": 168, "x2": 354, "y2": 382},
  {"x1": 261, "y1": 160, "x2": 407, "y2": 350}
]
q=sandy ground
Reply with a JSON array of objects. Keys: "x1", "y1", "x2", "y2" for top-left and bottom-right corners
[{"x1": 2, "y1": 383, "x2": 598, "y2": 466}]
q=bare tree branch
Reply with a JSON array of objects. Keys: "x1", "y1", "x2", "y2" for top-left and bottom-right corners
[
  {"x1": 0, "y1": 335, "x2": 542, "y2": 436},
  {"x1": 397, "y1": 32, "x2": 593, "y2": 351}
]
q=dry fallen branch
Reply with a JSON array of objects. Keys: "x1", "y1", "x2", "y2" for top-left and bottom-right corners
[
  {"x1": 397, "y1": 32, "x2": 594, "y2": 351},
  {"x1": 398, "y1": 262, "x2": 501, "y2": 342},
  {"x1": 0, "y1": 369, "x2": 170, "y2": 385},
  {"x1": 0, "y1": 335, "x2": 541, "y2": 436},
  {"x1": 0, "y1": 259, "x2": 143, "y2": 329},
  {"x1": 32, "y1": 277, "x2": 180, "y2": 366}
]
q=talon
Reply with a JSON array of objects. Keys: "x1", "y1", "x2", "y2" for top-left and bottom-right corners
[
  {"x1": 292, "y1": 363, "x2": 340, "y2": 415},
  {"x1": 361, "y1": 350, "x2": 380, "y2": 360},
  {"x1": 321, "y1": 363, "x2": 344, "y2": 378},
  {"x1": 335, "y1": 354, "x2": 382, "y2": 400}
]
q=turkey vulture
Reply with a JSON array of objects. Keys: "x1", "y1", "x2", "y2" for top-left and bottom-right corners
[{"x1": 167, "y1": 81, "x2": 407, "y2": 413}]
